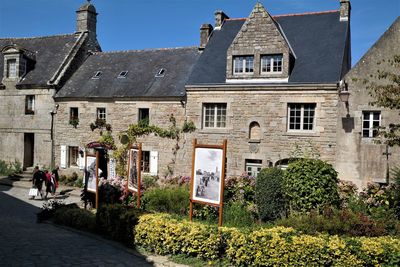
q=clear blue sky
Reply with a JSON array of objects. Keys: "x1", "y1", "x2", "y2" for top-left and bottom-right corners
[{"x1": 0, "y1": 0, "x2": 399, "y2": 66}]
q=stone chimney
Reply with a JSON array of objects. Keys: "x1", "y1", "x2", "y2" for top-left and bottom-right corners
[
  {"x1": 340, "y1": 0, "x2": 351, "y2": 21},
  {"x1": 199, "y1": 24, "x2": 213, "y2": 50},
  {"x1": 214, "y1": 10, "x2": 229, "y2": 29},
  {"x1": 76, "y1": 1, "x2": 97, "y2": 34}
]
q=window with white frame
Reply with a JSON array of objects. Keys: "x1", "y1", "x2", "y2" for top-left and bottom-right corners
[
  {"x1": 69, "y1": 146, "x2": 79, "y2": 167},
  {"x1": 233, "y1": 56, "x2": 254, "y2": 74},
  {"x1": 362, "y1": 111, "x2": 381, "y2": 138},
  {"x1": 6, "y1": 59, "x2": 17, "y2": 78},
  {"x1": 203, "y1": 103, "x2": 227, "y2": 128},
  {"x1": 25, "y1": 95, "x2": 35, "y2": 115},
  {"x1": 97, "y1": 107, "x2": 106, "y2": 120},
  {"x1": 288, "y1": 103, "x2": 316, "y2": 131},
  {"x1": 141, "y1": 151, "x2": 150, "y2": 173},
  {"x1": 245, "y1": 159, "x2": 262, "y2": 177},
  {"x1": 261, "y1": 54, "x2": 283, "y2": 73}
]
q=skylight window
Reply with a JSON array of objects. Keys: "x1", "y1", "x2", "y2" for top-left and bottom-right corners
[
  {"x1": 155, "y1": 68, "x2": 165, "y2": 77},
  {"x1": 92, "y1": 71, "x2": 102, "y2": 79},
  {"x1": 118, "y1": 71, "x2": 128, "y2": 78}
]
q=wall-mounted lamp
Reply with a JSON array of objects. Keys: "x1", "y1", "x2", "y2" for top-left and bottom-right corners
[{"x1": 339, "y1": 80, "x2": 350, "y2": 116}]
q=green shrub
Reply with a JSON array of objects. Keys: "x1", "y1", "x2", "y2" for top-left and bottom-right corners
[
  {"x1": 54, "y1": 206, "x2": 96, "y2": 233},
  {"x1": 275, "y1": 207, "x2": 387, "y2": 237},
  {"x1": 224, "y1": 174, "x2": 255, "y2": 203},
  {"x1": 223, "y1": 201, "x2": 256, "y2": 227},
  {"x1": 255, "y1": 167, "x2": 286, "y2": 221},
  {"x1": 141, "y1": 185, "x2": 189, "y2": 215},
  {"x1": 135, "y1": 213, "x2": 222, "y2": 260},
  {"x1": 141, "y1": 175, "x2": 158, "y2": 190},
  {"x1": 392, "y1": 166, "x2": 400, "y2": 218},
  {"x1": 0, "y1": 160, "x2": 23, "y2": 176},
  {"x1": 284, "y1": 159, "x2": 340, "y2": 212},
  {"x1": 36, "y1": 200, "x2": 69, "y2": 222}
]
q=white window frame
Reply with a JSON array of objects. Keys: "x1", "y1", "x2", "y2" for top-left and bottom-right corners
[
  {"x1": 203, "y1": 103, "x2": 227, "y2": 128},
  {"x1": 287, "y1": 103, "x2": 316, "y2": 132},
  {"x1": 362, "y1": 111, "x2": 381, "y2": 138},
  {"x1": 261, "y1": 54, "x2": 283, "y2": 73},
  {"x1": 97, "y1": 107, "x2": 106, "y2": 120},
  {"x1": 25, "y1": 95, "x2": 35, "y2": 115},
  {"x1": 6, "y1": 59, "x2": 17, "y2": 78},
  {"x1": 233, "y1": 56, "x2": 254, "y2": 74},
  {"x1": 245, "y1": 159, "x2": 262, "y2": 177}
]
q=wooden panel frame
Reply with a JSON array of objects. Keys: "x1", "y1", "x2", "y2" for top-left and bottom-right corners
[
  {"x1": 127, "y1": 143, "x2": 142, "y2": 208},
  {"x1": 189, "y1": 139, "x2": 227, "y2": 226},
  {"x1": 85, "y1": 152, "x2": 99, "y2": 208}
]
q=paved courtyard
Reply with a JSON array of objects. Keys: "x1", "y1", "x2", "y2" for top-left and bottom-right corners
[{"x1": 0, "y1": 185, "x2": 177, "y2": 266}]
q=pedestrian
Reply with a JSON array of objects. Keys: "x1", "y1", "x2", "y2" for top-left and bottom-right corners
[
  {"x1": 44, "y1": 170, "x2": 53, "y2": 199},
  {"x1": 52, "y1": 165, "x2": 60, "y2": 183},
  {"x1": 31, "y1": 166, "x2": 45, "y2": 199}
]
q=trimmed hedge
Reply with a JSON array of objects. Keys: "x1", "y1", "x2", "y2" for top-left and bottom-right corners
[
  {"x1": 54, "y1": 207, "x2": 96, "y2": 233},
  {"x1": 135, "y1": 213, "x2": 400, "y2": 266}
]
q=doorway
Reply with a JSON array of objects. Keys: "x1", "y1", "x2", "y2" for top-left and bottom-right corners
[{"x1": 24, "y1": 133, "x2": 34, "y2": 168}]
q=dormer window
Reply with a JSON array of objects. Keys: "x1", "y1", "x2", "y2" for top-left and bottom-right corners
[
  {"x1": 155, "y1": 68, "x2": 165, "y2": 77},
  {"x1": 6, "y1": 59, "x2": 17, "y2": 78},
  {"x1": 92, "y1": 71, "x2": 102, "y2": 79},
  {"x1": 261, "y1": 54, "x2": 283, "y2": 73},
  {"x1": 233, "y1": 56, "x2": 254, "y2": 74},
  {"x1": 118, "y1": 71, "x2": 128, "y2": 78}
]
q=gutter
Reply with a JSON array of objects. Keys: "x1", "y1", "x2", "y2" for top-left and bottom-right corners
[{"x1": 185, "y1": 83, "x2": 338, "y2": 91}]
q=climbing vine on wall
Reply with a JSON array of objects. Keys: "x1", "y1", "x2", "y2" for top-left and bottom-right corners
[{"x1": 114, "y1": 114, "x2": 196, "y2": 177}]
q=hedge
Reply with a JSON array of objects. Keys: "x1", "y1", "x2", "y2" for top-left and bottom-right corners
[{"x1": 135, "y1": 213, "x2": 400, "y2": 266}]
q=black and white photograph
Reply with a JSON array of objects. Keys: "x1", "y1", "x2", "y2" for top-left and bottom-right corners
[
  {"x1": 192, "y1": 147, "x2": 223, "y2": 205},
  {"x1": 85, "y1": 156, "x2": 97, "y2": 193},
  {"x1": 128, "y1": 149, "x2": 139, "y2": 192}
]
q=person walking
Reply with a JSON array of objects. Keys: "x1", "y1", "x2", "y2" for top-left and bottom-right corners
[
  {"x1": 44, "y1": 170, "x2": 53, "y2": 200},
  {"x1": 31, "y1": 166, "x2": 45, "y2": 200}
]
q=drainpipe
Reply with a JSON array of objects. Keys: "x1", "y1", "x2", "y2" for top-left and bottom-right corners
[{"x1": 50, "y1": 104, "x2": 59, "y2": 169}]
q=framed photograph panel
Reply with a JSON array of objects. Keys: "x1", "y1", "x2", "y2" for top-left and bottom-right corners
[
  {"x1": 85, "y1": 154, "x2": 97, "y2": 193},
  {"x1": 191, "y1": 147, "x2": 224, "y2": 205},
  {"x1": 127, "y1": 148, "x2": 140, "y2": 192}
]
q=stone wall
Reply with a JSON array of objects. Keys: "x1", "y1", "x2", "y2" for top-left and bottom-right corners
[
  {"x1": 337, "y1": 18, "x2": 400, "y2": 189},
  {"x1": 185, "y1": 85, "x2": 339, "y2": 176}
]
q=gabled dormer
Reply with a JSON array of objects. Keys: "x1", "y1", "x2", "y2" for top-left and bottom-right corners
[
  {"x1": 1, "y1": 45, "x2": 35, "y2": 82},
  {"x1": 226, "y1": 3, "x2": 294, "y2": 83}
]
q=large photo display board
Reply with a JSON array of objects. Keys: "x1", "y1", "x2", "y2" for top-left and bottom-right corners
[
  {"x1": 128, "y1": 148, "x2": 140, "y2": 192},
  {"x1": 85, "y1": 154, "x2": 97, "y2": 193},
  {"x1": 192, "y1": 147, "x2": 224, "y2": 205}
]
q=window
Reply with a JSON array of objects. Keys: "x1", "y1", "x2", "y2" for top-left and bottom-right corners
[
  {"x1": 362, "y1": 111, "x2": 381, "y2": 138},
  {"x1": 261, "y1": 54, "x2": 283, "y2": 73},
  {"x1": 245, "y1": 159, "x2": 262, "y2": 177},
  {"x1": 70, "y1": 108, "x2": 79, "y2": 120},
  {"x1": 155, "y1": 68, "x2": 165, "y2": 77},
  {"x1": 138, "y1": 108, "x2": 149, "y2": 125},
  {"x1": 97, "y1": 107, "x2": 106, "y2": 120},
  {"x1": 233, "y1": 56, "x2": 254, "y2": 74},
  {"x1": 203, "y1": 103, "x2": 227, "y2": 128},
  {"x1": 141, "y1": 151, "x2": 150, "y2": 173},
  {"x1": 288, "y1": 103, "x2": 316, "y2": 131},
  {"x1": 69, "y1": 146, "x2": 79, "y2": 167},
  {"x1": 6, "y1": 59, "x2": 17, "y2": 78},
  {"x1": 118, "y1": 71, "x2": 128, "y2": 78},
  {"x1": 25, "y1": 95, "x2": 35, "y2": 115},
  {"x1": 92, "y1": 71, "x2": 102, "y2": 79}
]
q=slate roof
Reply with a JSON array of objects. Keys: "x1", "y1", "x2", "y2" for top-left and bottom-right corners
[
  {"x1": 188, "y1": 11, "x2": 349, "y2": 85},
  {"x1": 0, "y1": 34, "x2": 80, "y2": 87},
  {"x1": 56, "y1": 47, "x2": 200, "y2": 99}
]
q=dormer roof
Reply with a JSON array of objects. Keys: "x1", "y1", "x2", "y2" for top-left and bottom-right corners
[
  {"x1": 188, "y1": 10, "x2": 349, "y2": 85},
  {"x1": 0, "y1": 34, "x2": 80, "y2": 87}
]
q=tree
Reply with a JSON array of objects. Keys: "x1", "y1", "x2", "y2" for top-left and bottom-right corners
[{"x1": 368, "y1": 55, "x2": 400, "y2": 146}]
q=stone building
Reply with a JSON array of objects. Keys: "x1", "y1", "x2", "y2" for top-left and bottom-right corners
[
  {"x1": 53, "y1": 1, "x2": 352, "y2": 179},
  {"x1": 0, "y1": 2, "x2": 100, "y2": 169},
  {"x1": 336, "y1": 17, "x2": 400, "y2": 188}
]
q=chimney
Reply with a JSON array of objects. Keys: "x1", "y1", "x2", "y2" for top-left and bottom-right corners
[
  {"x1": 214, "y1": 10, "x2": 229, "y2": 29},
  {"x1": 76, "y1": 1, "x2": 97, "y2": 34},
  {"x1": 340, "y1": 0, "x2": 351, "y2": 21},
  {"x1": 199, "y1": 24, "x2": 213, "y2": 50}
]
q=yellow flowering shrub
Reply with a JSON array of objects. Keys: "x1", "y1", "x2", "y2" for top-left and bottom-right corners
[{"x1": 134, "y1": 213, "x2": 400, "y2": 266}]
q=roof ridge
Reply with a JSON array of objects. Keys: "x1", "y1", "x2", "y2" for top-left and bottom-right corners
[
  {"x1": 0, "y1": 33, "x2": 76, "y2": 40},
  {"x1": 225, "y1": 9, "x2": 339, "y2": 21},
  {"x1": 93, "y1": 46, "x2": 198, "y2": 55}
]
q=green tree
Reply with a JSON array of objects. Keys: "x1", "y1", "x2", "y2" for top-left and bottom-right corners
[{"x1": 368, "y1": 55, "x2": 400, "y2": 146}]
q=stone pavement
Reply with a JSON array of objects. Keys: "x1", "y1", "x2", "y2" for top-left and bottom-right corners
[{"x1": 0, "y1": 182, "x2": 189, "y2": 267}]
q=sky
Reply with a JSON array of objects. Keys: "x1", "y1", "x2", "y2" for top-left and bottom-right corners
[{"x1": 0, "y1": 0, "x2": 399, "y2": 66}]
